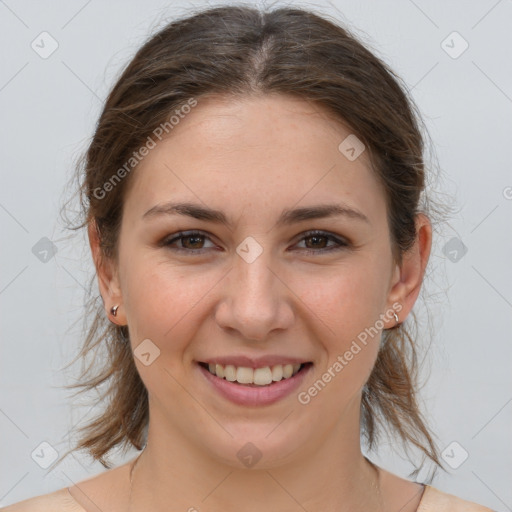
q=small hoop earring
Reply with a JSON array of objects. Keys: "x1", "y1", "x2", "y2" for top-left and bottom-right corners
[
  {"x1": 393, "y1": 311, "x2": 399, "y2": 327},
  {"x1": 110, "y1": 305, "x2": 119, "y2": 317}
]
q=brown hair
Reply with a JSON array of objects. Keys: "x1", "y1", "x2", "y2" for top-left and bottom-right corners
[{"x1": 59, "y1": 4, "x2": 447, "y2": 479}]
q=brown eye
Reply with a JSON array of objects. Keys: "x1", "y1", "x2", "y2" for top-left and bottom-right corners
[
  {"x1": 180, "y1": 234, "x2": 206, "y2": 249},
  {"x1": 304, "y1": 234, "x2": 329, "y2": 249},
  {"x1": 162, "y1": 231, "x2": 216, "y2": 253},
  {"x1": 294, "y1": 230, "x2": 349, "y2": 254}
]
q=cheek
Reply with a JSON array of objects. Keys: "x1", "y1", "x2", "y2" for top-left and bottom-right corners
[
  {"x1": 297, "y1": 259, "x2": 388, "y2": 394},
  {"x1": 302, "y1": 280, "x2": 383, "y2": 408},
  {"x1": 303, "y1": 258, "x2": 390, "y2": 339},
  {"x1": 121, "y1": 261, "x2": 209, "y2": 403},
  {"x1": 120, "y1": 256, "x2": 203, "y2": 354}
]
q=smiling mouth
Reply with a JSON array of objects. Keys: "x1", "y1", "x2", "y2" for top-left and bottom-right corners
[{"x1": 198, "y1": 362, "x2": 312, "y2": 387}]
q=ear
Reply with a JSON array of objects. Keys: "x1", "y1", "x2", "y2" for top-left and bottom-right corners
[
  {"x1": 385, "y1": 213, "x2": 432, "y2": 326},
  {"x1": 88, "y1": 220, "x2": 126, "y2": 325}
]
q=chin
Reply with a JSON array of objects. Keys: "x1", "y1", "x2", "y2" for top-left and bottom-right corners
[{"x1": 197, "y1": 425, "x2": 311, "y2": 471}]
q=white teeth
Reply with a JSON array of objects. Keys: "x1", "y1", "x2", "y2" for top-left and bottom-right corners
[
  {"x1": 236, "y1": 367, "x2": 253, "y2": 384},
  {"x1": 282, "y1": 364, "x2": 293, "y2": 379},
  {"x1": 224, "y1": 365, "x2": 236, "y2": 381},
  {"x1": 215, "y1": 364, "x2": 224, "y2": 378},
  {"x1": 204, "y1": 362, "x2": 304, "y2": 386},
  {"x1": 254, "y1": 367, "x2": 273, "y2": 386},
  {"x1": 271, "y1": 365, "x2": 283, "y2": 381}
]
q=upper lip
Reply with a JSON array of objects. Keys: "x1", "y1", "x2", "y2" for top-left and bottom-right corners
[{"x1": 198, "y1": 355, "x2": 311, "y2": 368}]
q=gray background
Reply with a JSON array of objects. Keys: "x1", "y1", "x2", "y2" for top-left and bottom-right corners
[{"x1": 1, "y1": 0, "x2": 511, "y2": 510}]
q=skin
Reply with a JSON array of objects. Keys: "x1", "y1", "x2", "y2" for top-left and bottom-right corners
[{"x1": 73, "y1": 93, "x2": 431, "y2": 512}]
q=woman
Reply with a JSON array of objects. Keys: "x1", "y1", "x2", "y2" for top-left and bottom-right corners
[{"x1": 2, "y1": 5, "x2": 495, "y2": 511}]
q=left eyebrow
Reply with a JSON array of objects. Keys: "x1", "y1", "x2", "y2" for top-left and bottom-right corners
[
  {"x1": 142, "y1": 201, "x2": 370, "y2": 227},
  {"x1": 277, "y1": 203, "x2": 370, "y2": 226}
]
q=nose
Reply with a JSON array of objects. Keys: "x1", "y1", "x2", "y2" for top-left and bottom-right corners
[{"x1": 214, "y1": 245, "x2": 294, "y2": 342}]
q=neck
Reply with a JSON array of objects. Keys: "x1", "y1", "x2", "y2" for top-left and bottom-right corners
[{"x1": 128, "y1": 401, "x2": 384, "y2": 512}]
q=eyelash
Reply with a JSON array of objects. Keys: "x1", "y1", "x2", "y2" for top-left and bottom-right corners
[{"x1": 161, "y1": 230, "x2": 349, "y2": 255}]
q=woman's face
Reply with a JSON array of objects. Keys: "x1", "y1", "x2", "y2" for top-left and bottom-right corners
[{"x1": 102, "y1": 94, "x2": 419, "y2": 468}]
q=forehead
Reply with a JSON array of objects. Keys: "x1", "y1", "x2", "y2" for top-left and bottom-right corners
[{"x1": 122, "y1": 94, "x2": 386, "y2": 225}]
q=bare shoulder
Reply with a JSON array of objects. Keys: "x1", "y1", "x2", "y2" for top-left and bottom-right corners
[
  {"x1": 376, "y1": 466, "x2": 427, "y2": 512},
  {"x1": 1, "y1": 459, "x2": 133, "y2": 512},
  {"x1": 418, "y1": 485, "x2": 495, "y2": 512},
  {"x1": 0, "y1": 488, "x2": 85, "y2": 512}
]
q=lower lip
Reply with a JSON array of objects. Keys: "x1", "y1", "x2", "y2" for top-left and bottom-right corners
[{"x1": 197, "y1": 363, "x2": 312, "y2": 406}]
